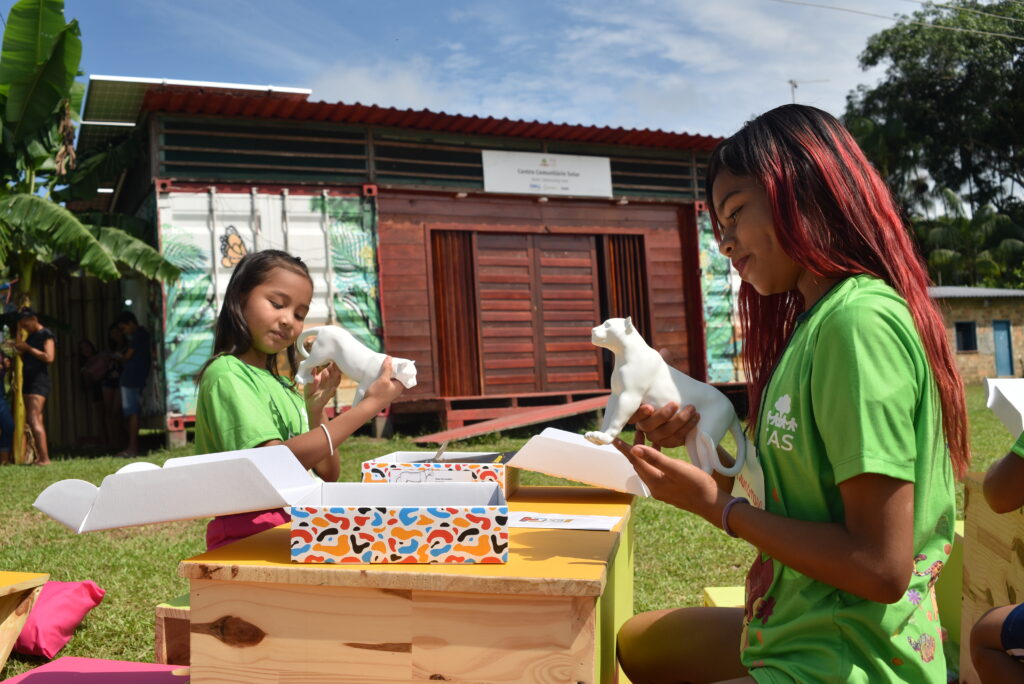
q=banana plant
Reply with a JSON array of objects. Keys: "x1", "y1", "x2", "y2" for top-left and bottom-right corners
[{"x1": 0, "y1": 0, "x2": 181, "y2": 461}]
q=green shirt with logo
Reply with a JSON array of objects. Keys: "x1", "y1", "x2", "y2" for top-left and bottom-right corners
[
  {"x1": 742, "y1": 275, "x2": 955, "y2": 683},
  {"x1": 195, "y1": 354, "x2": 308, "y2": 454}
]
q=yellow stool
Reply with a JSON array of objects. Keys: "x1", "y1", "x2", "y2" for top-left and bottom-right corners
[
  {"x1": 702, "y1": 585, "x2": 745, "y2": 608},
  {"x1": 154, "y1": 593, "x2": 190, "y2": 666},
  {"x1": 0, "y1": 571, "x2": 48, "y2": 671}
]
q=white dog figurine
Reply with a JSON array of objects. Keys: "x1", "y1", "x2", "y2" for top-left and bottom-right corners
[
  {"x1": 584, "y1": 317, "x2": 747, "y2": 476},
  {"x1": 295, "y1": 326, "x2": 417, "y2": 406}
]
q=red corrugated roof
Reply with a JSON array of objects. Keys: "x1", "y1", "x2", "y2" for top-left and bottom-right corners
[{"x1": 141, "y1": 88, "x2": 721, "y2": 151}]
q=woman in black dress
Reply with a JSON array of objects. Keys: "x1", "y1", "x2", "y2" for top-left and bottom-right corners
[{"x1": 14, "y1": 309, "x2": 54, "y2": 465}]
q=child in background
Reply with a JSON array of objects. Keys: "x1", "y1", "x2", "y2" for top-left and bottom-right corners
[
  {"x1": 195, "y1": 249, "x2": 404, "y2": 550},
  {"x1": 614, "y1": 105, "x2": 969, "y2": 683},
  {"x1": 969, "y1": 434, "x2": 1024, "y2": 681}
]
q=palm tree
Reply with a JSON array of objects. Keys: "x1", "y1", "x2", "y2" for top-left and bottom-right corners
[
  {"x1": 0, "y1": 0, "x2": 180, "y2": 462},
  {"x1": 914, "y1": 188, "x2": 1024, "y2": 287}
]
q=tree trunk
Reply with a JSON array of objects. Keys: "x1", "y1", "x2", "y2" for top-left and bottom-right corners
[{"x1": 12, "y1": 257, "x2": 33, "y2": 464}]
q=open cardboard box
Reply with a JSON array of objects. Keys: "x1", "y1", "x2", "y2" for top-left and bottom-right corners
[
  {"x1": 33, "y1": 427, "x2": 644, "y2": 561},
  {"x1": 361, "y1": 451, "x2": 519, "y2": 496},
  {"x1": 291, "y1": 482, "x2": 508, "y2": 564}
]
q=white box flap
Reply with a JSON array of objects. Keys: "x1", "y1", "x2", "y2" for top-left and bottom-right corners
[
  {"x1": 509, "y1": 428, "x2": 650, "y2": 497},
  {"x1": 296, "y1": 482, "x2": 506, "y2": 508},
  {"x1": 34, "y1": 445, "x2": 319, "y2": 533},
  {"x1": 986, "y1": 378, "x2": 1024, "y2": 437}
]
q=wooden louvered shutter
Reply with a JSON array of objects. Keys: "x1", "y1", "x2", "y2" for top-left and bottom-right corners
[{"x1": 431, "y1": 231, "x2": 480, "y2": 396}]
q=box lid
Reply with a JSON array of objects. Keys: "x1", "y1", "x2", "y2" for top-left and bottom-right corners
[
  {"x1": 508, "y1": 428, "x2": 649, "y2": 497},
  {"x1": 34, "y1": 445, "x2": 318, "y2": 533},
  {"x1": 295, "y1": 481, "x2": 507, "y2": 508}
]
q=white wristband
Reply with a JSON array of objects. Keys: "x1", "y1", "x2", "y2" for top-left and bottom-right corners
[{"x1": 320, "y1": 423, "x2": 334, "y2": 458}]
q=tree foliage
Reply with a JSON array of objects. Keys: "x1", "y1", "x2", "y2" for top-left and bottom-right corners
[{"x1": 845, "y1": 1, "x2": 1023, "y2": 214}]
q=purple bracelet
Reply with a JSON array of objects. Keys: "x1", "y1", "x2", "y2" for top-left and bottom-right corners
[{"x1": 721, "y1": 496, "x2": 749, "y2": 538}]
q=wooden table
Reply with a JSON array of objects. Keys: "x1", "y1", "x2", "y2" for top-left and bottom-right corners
[
  {"x1": 178, "y1": 486, "x2": 634, "y2": 684},
  {"x1": 0, "y1": 571, "x2": 48, "y2": 672}
]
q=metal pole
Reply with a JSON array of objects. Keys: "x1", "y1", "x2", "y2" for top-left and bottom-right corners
[
  {"x1": 321, "y1": 189, "x2": 335, "y2": 324},
  {"x1": 208, "y1": 187, "x2": 220, "y2": 312},
  {"x1": 281, "y1": 188, "x2": 290, "y2": 253},
  {"x1": 250, "y1": 186, "x2": 261, "y2": 252}
]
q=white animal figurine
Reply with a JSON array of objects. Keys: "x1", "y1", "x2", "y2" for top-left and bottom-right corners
[
  {"x1": 584, "y1": 317, "x2": 747, "y2": 476},
  {"x1": 295, "y1": 326, "x2": 417, "y2": 406}
]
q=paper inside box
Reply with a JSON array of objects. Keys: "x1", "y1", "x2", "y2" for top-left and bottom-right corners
[
  {"x1": 509, "y1": 427, "x2": 650, "y2": 497},
  {"x1": 371, "y1": 451, "x2": 510, "y2": 465},
  {"x1": 986, "y1": 377, "x2": 1024, "y2": 437},
  {"x1": 294, "y1": 482, "x2": 506, "y2": 507},
  {"x1": 34, "y1": 445, "x2": 318, "y2": 533}
]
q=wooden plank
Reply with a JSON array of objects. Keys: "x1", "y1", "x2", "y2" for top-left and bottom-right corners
[
  {"x1": 479, "y1": 300, "x2": 532, "y2": 311},
  {"x1": 480, "y1": 311, "x2": 534, "y2": 323},
  {"x1": 960, "y1": 474, "x2": 1024, "y2": 683},
  {"x1": 410, "y1": 593, "x2": 595, "y2": 683},
  {"x1": 0, "y1": 573, "x2": 47, "y2": 673},
  {"x1": 545, "y1": 342, "x2": 596, "y2": 353}
]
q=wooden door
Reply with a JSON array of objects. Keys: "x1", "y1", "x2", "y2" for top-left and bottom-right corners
[{"x1": 475, "y1": 233, "x2": 602, "y2": 395}]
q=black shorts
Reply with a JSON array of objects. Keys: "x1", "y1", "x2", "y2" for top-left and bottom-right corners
[
  {"x1": 23, "y1": 372, "x2": 50, "y2": 398},
  {"x1": 1002, "y1": 603, "x2": 1024, "y2": 661}
]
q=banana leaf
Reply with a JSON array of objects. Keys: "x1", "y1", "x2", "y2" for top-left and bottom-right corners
[
  {"x1": 5, "y1": 20, "x2": 80, "y2": 145},
  {"x1": 86, "y1": 224, "x2": 181, "y2": 283},
  {"x1": 0, "y1": 192, "x2": 118, "y2": 279}
]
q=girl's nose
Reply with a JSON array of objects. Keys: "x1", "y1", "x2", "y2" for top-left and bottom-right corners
[{"x1": 718, "y1": 239, "x2": 734, "y2": 257}]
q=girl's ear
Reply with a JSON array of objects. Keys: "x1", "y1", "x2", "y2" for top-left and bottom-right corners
[{"x1": 624, "y1": 316, "x2": 634, "y2": 334}]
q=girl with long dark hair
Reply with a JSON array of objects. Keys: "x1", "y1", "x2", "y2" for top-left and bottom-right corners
[
  {"x1": 615, "y1": 105, "x2": 968, "y2": 683},
  {"x1": 194, "y1": 249, "x2": 404, "y2": 550}
]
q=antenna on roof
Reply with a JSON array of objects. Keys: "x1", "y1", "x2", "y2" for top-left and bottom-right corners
[{"x1": 788, "y1": 79, "x2": 830, "y2": 104}]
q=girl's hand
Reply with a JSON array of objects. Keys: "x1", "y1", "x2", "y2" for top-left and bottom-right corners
[
  {"x1": 303, "y1": 361, "x2": 343, "y2": 416},
  {"x1": 365, "y1": 357, "x2": 405, "y2": 405},
  {"x1": 628, "y1": 402, "x2": 700, "y2": 449},
  {"x1": 12, "y1": 340, "x2": 27, "y2": 353},
  {"x1": 613, "y1": 431, "x2": 723, "y2": 523}
]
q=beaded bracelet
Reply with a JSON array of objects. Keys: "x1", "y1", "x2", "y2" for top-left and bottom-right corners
[{"x1": 721, "y1": 496, "x2": 749, "y2": 538}]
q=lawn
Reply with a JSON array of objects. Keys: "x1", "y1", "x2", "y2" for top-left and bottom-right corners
[{"x1": 0, "y1": 382, "x2": 1011, "y2": 678}]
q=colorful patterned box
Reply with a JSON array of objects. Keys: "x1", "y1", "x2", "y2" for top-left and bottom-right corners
[
  {"x1": 290, "y1": 482, "x2": 508, "y2": 564},
  {"x1": 361, "y1": 451, "x2": 519, "y2": 497}
]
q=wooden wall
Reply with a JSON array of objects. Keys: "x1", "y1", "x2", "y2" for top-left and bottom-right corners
[{"x1": 378, "y1": 192, "x2": 698, "y2": 401}]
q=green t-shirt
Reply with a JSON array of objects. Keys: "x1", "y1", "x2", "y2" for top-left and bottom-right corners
[
  {"x1": 1011, "y1": 432, "x2": 1024, "y2": 459},
  {"x1": 743, "y1": 275, "x2": 955, "y2": 683},
  {"x1": 194, "y1": 355, "x2": 308, "y2": 454}
]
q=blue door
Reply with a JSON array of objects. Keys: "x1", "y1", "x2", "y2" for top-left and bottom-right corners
[{"x1": 994, "y1": 320, "x2": 1013, "y2": 376}]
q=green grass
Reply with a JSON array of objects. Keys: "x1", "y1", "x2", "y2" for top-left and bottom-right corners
[{"x1": 0, "y1": 383, "x2": 1010, "y2": 677}]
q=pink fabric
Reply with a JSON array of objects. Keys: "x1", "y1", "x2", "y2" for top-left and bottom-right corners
[
  {"x1": 13, "y1": 581, "x2": 105, "y2": 660},
  {"x1": 205, "y1": 507, "x2": 289, "y2": 551},
  {"x1": 2, "y1": 656, "x2": 180, "y2": 682}
]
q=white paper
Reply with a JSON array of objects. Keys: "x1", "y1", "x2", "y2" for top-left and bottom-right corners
[
  {"x1": 508, "y1": 427, "x2": 650, "y2": 497},
  {"x1": 508, "y1": 511, "x2": 621, "y2": 530},
  {"x1": 986, "y1": 378, "x2": 1024, "y2": 437},
  {"x1": 34, "y1": 445, "x2": 318, "y2": 533}
]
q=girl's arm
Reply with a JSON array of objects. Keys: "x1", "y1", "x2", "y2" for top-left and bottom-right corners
[
  {"x1": 983, "y1": 452, "x2": 1024, "y2": 514},
  {"x1": 629, "y1": 402, "x2": 736, "y2": 493},
  {"x1": 260, "y1": 358, "x2": 405, "y2": 479},
  {"x1": 15, "y1": 338, "x2": 55, "y2": 363},
  {"x1": 616, "y1": 439, "x2": 914, "y2": 604}
]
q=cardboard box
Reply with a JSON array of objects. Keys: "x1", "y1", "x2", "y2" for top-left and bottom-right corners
[
  {"x1": 361, "y1": 451, "x2": 519, "y2": 496},
  {"x1": 291, "y1": 482, "x2": 508, "y2": 564}
]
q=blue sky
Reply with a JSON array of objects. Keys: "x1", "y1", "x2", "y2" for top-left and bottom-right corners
[{"x1": 48, "y1": 0, "x2": 917, "y2": 137}]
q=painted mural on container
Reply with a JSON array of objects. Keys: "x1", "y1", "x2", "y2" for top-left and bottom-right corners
[
  {"x1": 698, "y1": 210, "x2": 742, "y2": 382},
  {"x1": 161, "y1": 233, "x2": 216, "y2": 415},
  {"x1": 314, "y1": 195, "x2": 383, "y2": 352}
]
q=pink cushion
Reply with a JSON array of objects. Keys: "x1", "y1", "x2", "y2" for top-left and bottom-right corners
[
  {"x1": 13, "y1": 581, "x2": 105, "y2": 659},
  {"x1": 206, "y1": 507, "x2": 289, "y2": 550},
  {"x1": 2, "y1": 656, "x2": 180, "y2": 682}
]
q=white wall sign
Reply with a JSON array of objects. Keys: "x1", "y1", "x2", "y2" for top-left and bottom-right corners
[{"x1": 481, "y1": 150, "x2": 613, "y2": 198}]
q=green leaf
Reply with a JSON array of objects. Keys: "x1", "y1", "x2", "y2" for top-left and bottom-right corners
[
  {"x1": 85, "y1": 224, "x2": 181, "y2": 284},
  {"x1": 0, "y1": 192, "x2": 118, "y2": 279},
  {"x1": 6, "y1": 20, "x2": 80, "y2": 145},
  {"x1": 0, "y1": 0, "x2": 65, "y2": 87}
]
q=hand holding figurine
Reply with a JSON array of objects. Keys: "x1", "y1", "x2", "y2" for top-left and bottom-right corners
[
  {"x1": 629, "y1": 402, "x2": 701, "y2": 450},
  {"x1": 364, "y1": 356, "x2": 405, "y2": 405},
  {"x1": 303, "y1": 361, "x2": 342, "y2": 417}
]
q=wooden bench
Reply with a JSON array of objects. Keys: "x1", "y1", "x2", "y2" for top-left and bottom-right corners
[
  {"x1": 154, "y1": 593, "x2": 190, "y2": 666},
  {"x1": 0, "y1": 571, "x2": 48, "y2": 672}
]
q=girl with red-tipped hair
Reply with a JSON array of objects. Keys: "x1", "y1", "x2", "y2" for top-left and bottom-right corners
[{"x1": 615, "y1": 104, "x2": 968, "y2": 683}]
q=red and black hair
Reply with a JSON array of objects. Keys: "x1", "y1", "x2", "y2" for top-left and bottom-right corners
[{"x1": 705, "y1": 104, "x2": 969, "y2": 478}]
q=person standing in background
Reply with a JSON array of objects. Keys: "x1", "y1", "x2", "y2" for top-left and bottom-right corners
[
  {"x1": 115, "y1": 311, "x2": 150, "y2": 457},
  {"x1": 15, "y1": 309, "x2": 54, "y2": 465}
]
